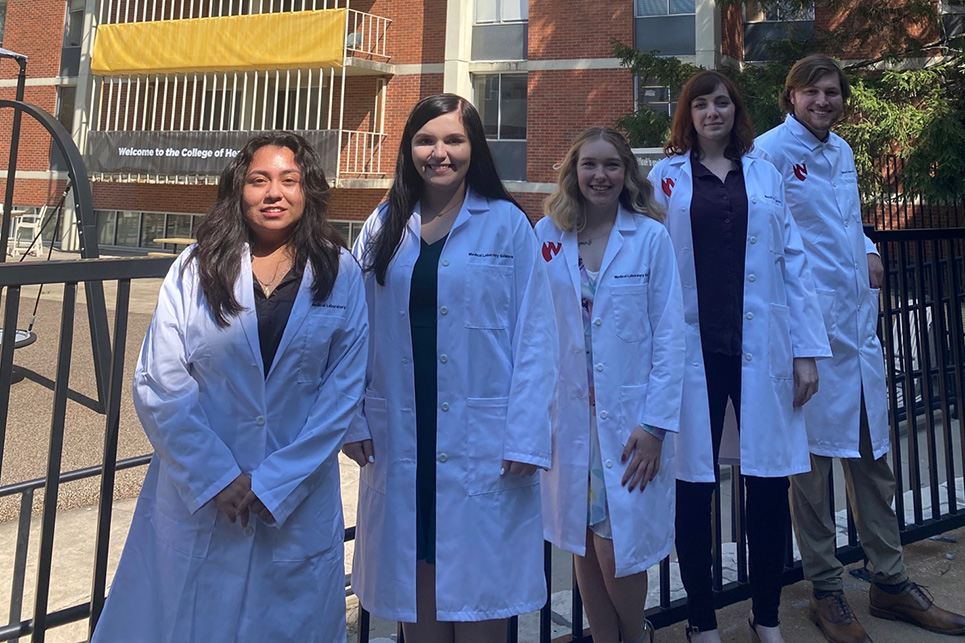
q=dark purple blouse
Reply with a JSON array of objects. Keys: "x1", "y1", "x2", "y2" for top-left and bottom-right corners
[{"x1": 690, "y1": 158, "x2": 749, "y2": 356}]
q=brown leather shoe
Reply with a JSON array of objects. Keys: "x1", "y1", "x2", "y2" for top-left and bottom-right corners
[
  {"x1": 809, "y1": 592, "x2": 873, "y2": 643},
  {"x1": 870, "y1": 582, "x2": 965, "y2": 634}
]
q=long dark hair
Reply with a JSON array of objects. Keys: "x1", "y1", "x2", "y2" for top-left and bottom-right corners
[
  {"x1": 664, "y1": 71, "x2": 755, "y2": 162},
  {"x1": 189, "y1": 131, "x2": 345, "y2": 326},
  {"x1": 364, "y1": 93, "x2": 522, "y2": 285}
]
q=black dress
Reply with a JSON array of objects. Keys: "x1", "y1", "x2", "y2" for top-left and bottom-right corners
[{"x1": 410, "y1": 235, "x2": 447, "y2": 564}]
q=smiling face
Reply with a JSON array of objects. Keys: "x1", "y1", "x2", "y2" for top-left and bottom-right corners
[
  {"x1": 789, "y1": 71, "x2": 844, "y2": 140},
  {"x1": 576, "y1": 138, "x2": 626, "y2": 217},
  {"x1": 690, "y1": 83, "x2": 736, "y2": 149},
  {"x1": 410, "y1": 109, "x2": 472, "y2": 195},
  {"x1": 242, "y1": 145, "x2": 305, "y2": 247}
]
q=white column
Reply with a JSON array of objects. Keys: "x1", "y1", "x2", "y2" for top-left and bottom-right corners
[
  {"x1": 694, "y1": 0, "x2": 721, "y2": 70},
  {"x1": 62, "y1": 0, "x2": 100, "y2": 252},
  {"x1": 443, "y1": 0, "x2": 472, "y2": 98}
]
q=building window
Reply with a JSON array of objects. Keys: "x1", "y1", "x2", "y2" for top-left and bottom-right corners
[
  {"x1": 476, "y1": 0, "x2": 527, "y2": 23},
  {"x1": 472, "y1": 73, "x2": 527, "y2": 181},
  {"x1": 636, "y1": 0, "x2": 696, "y2": 16},
  {"x1": 474, "y1": 74, "x2": 527, "y2": 141},
  {"x1": 744, "y1": 0, "x2": 814, "y2": 22},
  {"x1": 331, "y1": 220, "x2": 365, "y2": 247},
  {"x1": 638, "y1": 85, "x2": 676, "y2": 117},
  {"x1": 0, "y1": 1, "x2": 7, "y2": 47}
]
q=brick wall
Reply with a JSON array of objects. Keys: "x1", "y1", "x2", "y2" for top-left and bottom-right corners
[
  {"x1": 526, "y1": 68, "x2": 634, "y2": 184},
  {"x1": 529, "y1": 0, "x2": 633, "y2": 60},
  {"x1": 720, "y1": 2, "x2": 744, "y2": 62}
]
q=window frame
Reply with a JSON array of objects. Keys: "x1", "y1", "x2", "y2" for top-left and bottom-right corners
[
  {"x1": 743, "y1": 0, "x2": 815, "y2": 23},
  {"x1": 471, "y1": 73, "x2": 528, "y2": 143},
  {"x1": 635, "y1": 0, "x2": 696, "y2": 18},
  {"x1": 474, "y1": 0, "x2": 528, "y2": 25}
]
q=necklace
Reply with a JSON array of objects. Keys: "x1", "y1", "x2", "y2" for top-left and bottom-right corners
[
  {"x1": 578, "y1": 229, "x2": 611, "y2": 246},
  {"x1": 253, "y1": 253, "x2": 293, "y2": 296}
]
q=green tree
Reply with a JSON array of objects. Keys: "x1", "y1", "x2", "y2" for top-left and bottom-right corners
[{"x1": 614, "y1": 1, "x2": 965, "y2": 202}]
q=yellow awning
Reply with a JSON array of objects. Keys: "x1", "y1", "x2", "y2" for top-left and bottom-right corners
[{"x1": 91, "y1": 9, "x2": 347, "y2": 76}]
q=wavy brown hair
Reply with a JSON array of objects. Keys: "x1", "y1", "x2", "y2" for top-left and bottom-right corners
[
  {"x1": 780, "y1": 54, "x2": 851, "y2": 112},
  {"x1": 188, "y1": 131, "x2": 345, "y2": 327},
  {"x1": 664, "y1": 71, "x2": 755, "y2": 161},
  {"x1": 544, "y1": 127, "x2": 664, "y2": 232}
]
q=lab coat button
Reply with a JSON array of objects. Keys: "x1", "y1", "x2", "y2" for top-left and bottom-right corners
[
  {"x1": 752, "y1": 197, "x2": 758, "y2": 204},
  {"x1": 748, "y1": 274, "x2": 756, "y2": 282},
  {"x1": 439, "y1": 354, "x2": 448, "y2": 363},
  {"x1": 749, "y1": 236, "x2": 757, "y2": 244},
  {"x1": 440, "y1": 306, "x2": 448, "y2": 315},
  {"x1": 594, "y1": 318, "x2": 602, "y2": 327},
  {"x1": 441, "y1": 402, "x2": 450, "y2": 411},
  {"x1": 605, "y1": 459, "x2": 613, "y2": 468},
  {"x1": 244, "y1": 526, "x2": 254, "y2": 537},
  {"x1": 402, "y1": 357, "x2": 410, "y2": 365},
  {"x1": 600, "y1": 411, "x2": 608, "y2": 419},
  {"x1": 745, "y1": 353, "x2": 753, "y2": 362},
  {"x1": 746, "y1": 312, "x2": 754, "y2": 320},
  {"x1": 442, "y1": 259, "x2": 450, "y2": 266},
  {"x1": 833, "y1": 182, "x2": 838, "y2": 188},
  {"x1": 438, "y1": 453, "x2": 448, "y2": 463},
  {"x1": 255, "y1": 416, "x2": 265, "y2": 426},
  {"x1": 595, "y1": 364, "x2": 604, "y2": 372}
]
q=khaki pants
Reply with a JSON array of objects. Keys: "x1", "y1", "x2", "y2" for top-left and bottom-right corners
[{"x1": 790, "y1": 400, "x2": 908, "y2": 592}]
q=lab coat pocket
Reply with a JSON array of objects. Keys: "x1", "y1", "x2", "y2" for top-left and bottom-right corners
[
  {"x1": 151, "y1": 467, "x2": 217, "y2": 559},
  {"x1": 296, "y1": 313, "x2": 338, "y2": 384},
  {"x1": 611, "y1": 283, "x2": 649, "y2": 342},
  {"x1": 466, "y1": 396, "x2": 536, "y2": 495},
  {"x1": 816, "y1": 289, "x2": 838, "y2": 342},
  {"x1": 619, "y1": 384, "x2": 649, "y2": 444},
  {"x1": 768, "y1": 304, "x2": 793, "y2": 380},
  {"x1": 359, "y1": 394, "x2": 389, "y2": 494},
  {"x1": 272, "y1": 488, "x2": 339, "y2": 562},
  {"x1": 464, "y1": 264, "x2": 513, "y2": 330}
]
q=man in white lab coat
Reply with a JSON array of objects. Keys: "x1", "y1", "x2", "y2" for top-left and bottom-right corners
[{"x1": 756, "y1": 54, "x2": 965, "y2": 643}]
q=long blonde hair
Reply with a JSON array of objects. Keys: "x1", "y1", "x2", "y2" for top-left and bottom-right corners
[{"x1": 544, "y1": 127, "x2": 664, "y2": 232}]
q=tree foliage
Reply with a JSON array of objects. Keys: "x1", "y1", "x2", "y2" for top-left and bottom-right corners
[{"x1": 615, "y1": 1, "x2": 965, "y2": 202}]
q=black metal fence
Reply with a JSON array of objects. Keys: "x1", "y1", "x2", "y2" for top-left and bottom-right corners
[
  {"x1": 1, "y1": 229, "x2": 964, "y2": 642},
  {"x1": 868, "y1": 155, "x2": 965, "y2": 230}
]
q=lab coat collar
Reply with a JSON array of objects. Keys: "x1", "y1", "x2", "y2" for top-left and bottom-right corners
[
  {"x1": 784, "y1": 113, "x2": 840, "y2": 151},
  {"x1": 408, "y1": 187, "x2": 489, "y2": 239}
]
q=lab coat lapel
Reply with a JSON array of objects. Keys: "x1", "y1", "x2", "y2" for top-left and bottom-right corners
[
  {"x1": 237, "y1": 250, "x2": 265, "y2": 377},
  {"x1": 266, "y1": 265, "x2": 314, "y2": 381},
  {"x1": 561, "y1": 228, "x2": 581, "y2": 301},
  {"x1": 598, "y1": 206, "x2": 631, "y2": 282}
]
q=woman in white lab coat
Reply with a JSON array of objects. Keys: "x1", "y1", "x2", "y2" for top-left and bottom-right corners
[
  {"x1": 647, "y1": 72, "x2": 830, "y2": 643},
  {"x1": 343, "y1": 94, "x2": 557, "y2": 641},
  {"x1": 537, "y1": 127, "x2": 685, "y2": 643},
  {"x1": 91, "y1": 132, "x2": 368, "y2": 643}
]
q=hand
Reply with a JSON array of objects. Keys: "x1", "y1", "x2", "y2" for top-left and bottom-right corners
[
  {"x1": 214, "y1": 474, "x2": 251, "y2": 524},
  {"x1": 500, "y1": 459, "x2": 538, "y2": 477},
  {"x1": 621, "y1": 427, "x2": 662, "y2": 492},
  {"x1": 793, "y1": 357, "x2": 819, "y2": 407},
  {"x1": 868, "y1": 253, "x2": 884, "y2": 288},
  {"x1": 342, "y1": 439, "x2": 375, "y2": 467},
  {"x1": 238, "y1": 490, "x2": 275, "y2": 527}
]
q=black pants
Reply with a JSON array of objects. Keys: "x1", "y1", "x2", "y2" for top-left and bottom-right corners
[{"x1": 675, "y1": 350, "x2": 790, "y2": 630}]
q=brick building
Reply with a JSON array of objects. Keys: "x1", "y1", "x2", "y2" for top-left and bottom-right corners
[{"x1": 0, "y1": 0, "x2": 962, "y2": 252}]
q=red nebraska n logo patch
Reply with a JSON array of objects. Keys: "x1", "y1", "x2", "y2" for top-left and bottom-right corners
[
  {"x1": 542, "y1": 241, "x2": 562, "y2": 262},
  {"x1": 661, "y1": 177, "x2": 675, "y2": 197},
  {"x1": 793, "y1": 163, "x2": 808, "y2": 181}
]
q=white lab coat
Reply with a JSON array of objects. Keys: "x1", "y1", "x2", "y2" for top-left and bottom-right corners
[
  {"x1": 348, "y1": 190, "x2": 558, "y2": 622},
  {"x1": 91, "y1": 247, "x2": 367, "y2": 643},
  {"x1": 756, "y1": 115, "x2": 889, "y2": 459},
  {"x1": 536, "y1": 207, "x2": 685, "y2": 577},
  {"x1": 648, "y1": 151, "x2": 831, "y2": 482}
]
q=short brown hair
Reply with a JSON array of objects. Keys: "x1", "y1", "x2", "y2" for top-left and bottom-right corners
[
  {"x1": 780, "y1": 54, "x2": 851, "y2": 112},
  {"x1": 664, "y1": 70, "x2": 755, "y2": 161}
]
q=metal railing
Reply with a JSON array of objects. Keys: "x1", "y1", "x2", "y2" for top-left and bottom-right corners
[
  {"x1": 1, "y1": 228, "x2": 964, "y2": 642},
  {"x1": 341, "y1": 130, "x2": 387, "y2": 177}
]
